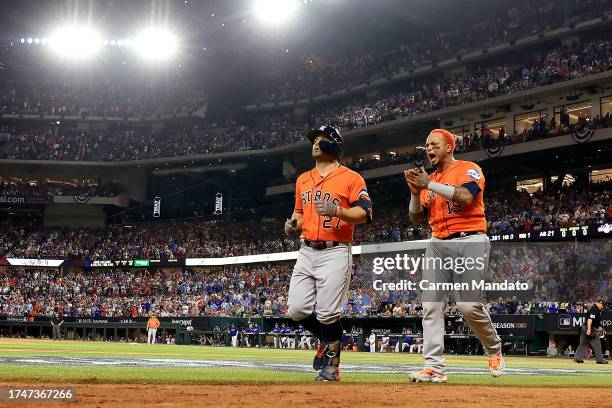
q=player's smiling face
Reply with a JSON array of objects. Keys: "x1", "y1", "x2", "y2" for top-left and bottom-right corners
[{"x1": 425, "y1": 132, "x2": 451, "y2": 168}]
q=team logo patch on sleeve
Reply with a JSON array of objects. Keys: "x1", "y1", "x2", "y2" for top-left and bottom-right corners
[
  {"x1": 359, "y1": 187, "x2": 370, "y2": 200},
  {"x1": 467, "y1": 168, "x2": 481, "y2": 180}
]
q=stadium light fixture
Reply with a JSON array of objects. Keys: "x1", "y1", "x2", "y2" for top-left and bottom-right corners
[
  {"x1": 134, "y1": 28, "x2": 177, "y2": 61},
  {"x1": 48, "y1": 25, "x2": 103, "y2": 59},
  {"x1": 255, "y1": 0, "x2": 298, "y2": 24}
]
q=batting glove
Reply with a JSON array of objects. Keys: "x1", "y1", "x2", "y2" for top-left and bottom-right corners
[
  {"x1": 314, "y1": 200, "x2": 339, "y2": 217},
  {"x1": 284, "y1": 219, "x2": 299, "y2": 237}
]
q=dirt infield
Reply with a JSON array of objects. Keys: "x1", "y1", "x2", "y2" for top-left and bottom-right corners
[{"x1": 0, "y1": 382, "x2": 606, "y2": 408}]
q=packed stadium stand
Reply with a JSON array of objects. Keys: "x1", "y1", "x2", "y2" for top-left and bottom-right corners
[
  {"x1": 0, "y1": 1, "x2": 610, "y2": 357},
  {"x1": 1, "y1": 239, "x2": 609, "y2": 319},
  {"x1": 1, "y1": 29, "x2": 611, "y2": 160}
]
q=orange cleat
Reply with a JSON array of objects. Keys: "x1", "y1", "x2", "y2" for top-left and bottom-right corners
[{"x1": 488, "y1": 352, "x2": 505, "y2": 377}]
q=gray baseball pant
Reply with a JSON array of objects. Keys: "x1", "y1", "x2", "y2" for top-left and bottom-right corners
[
  {"x1": 287, "y1": 244, "x2": 352, "y2": 325},
  {"x1": 421, "y1": 233, "x2": 501, "y2": 373}
]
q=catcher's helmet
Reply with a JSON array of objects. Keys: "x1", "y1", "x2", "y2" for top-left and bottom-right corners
[{"x1": 306, "y1": 125, "x2": 343, "y2": 158}]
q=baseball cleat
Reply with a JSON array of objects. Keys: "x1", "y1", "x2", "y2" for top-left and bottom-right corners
[
  {"x1": 315, "y1": 365, "x2": 340, "y2": 382},
  {"x1": 313, "y1": 343, "x2": 327, "y2": 370},
  {"x1": 596, "y1": 360, "x2": 608, "y2": 364},
  {"x1": 574, "y1": 359, "x2": 584, "y2": 363},
  {"x1": 409, "y1": 368, "x2": 447, "y2": 383},
  {"x1": 488, "y1": 352, "x2": 505, "y2": 377}
]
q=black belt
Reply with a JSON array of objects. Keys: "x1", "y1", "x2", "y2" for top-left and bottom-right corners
[
  {"x1": 440, "y1": 231, "x2": 483, "y2": 240},
  {"x1": 302, "y1": 240, "x2": 342, "y2": 250}
]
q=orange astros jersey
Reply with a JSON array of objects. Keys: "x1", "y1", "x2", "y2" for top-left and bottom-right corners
[
  {"x1": 420, "y1": 160, "x2": 487, "y2": 239},
  {"x1": 294, "y1": 165, "x2": 371, "y2": 242}
]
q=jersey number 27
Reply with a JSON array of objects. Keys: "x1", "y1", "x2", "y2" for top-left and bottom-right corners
[{"x1": 322, "y1": 216, "x2": 341, "y2": 229}]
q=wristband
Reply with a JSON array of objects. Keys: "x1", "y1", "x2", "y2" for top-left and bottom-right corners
[{"x1": 427, "y1": 182, "x2": 456, "y2": 201}]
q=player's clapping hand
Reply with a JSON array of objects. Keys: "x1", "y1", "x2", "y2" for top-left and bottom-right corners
[
  {"x1": 314, "y1": 199, "x2": 338, "y2": 217},
  {"x1": 404, "y1": 168, "x2": 429, "y2": 192}
]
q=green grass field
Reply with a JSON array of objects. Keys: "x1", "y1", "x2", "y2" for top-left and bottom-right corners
[{"x1": 0, "y1": 339, "x2": 610, "y2": 387}]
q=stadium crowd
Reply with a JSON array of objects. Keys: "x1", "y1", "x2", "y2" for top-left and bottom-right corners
[
  {"x1": 311, "y1": 32, "x2": 612, "y2": 131},
  {"x1": 0, "y1": 239, "x2": 608, "y2": 319},
  {"x1": 0, "y1": 31, "x2": 610, "y2": 160},
  {"x1": 0, "y1": 80, "x2": 205, "y2": 119},
  {"x1": 486, "y1": 181, "x2": 611, "y2": 234},
  {"x1": 0, "y1": 266, "x2": 290, "y2": 319},
  {"x1": 0, "y1": 181, "x2": 609, "y2": 260},
  {"x1": 255, "y1": 0, "x2": 611, "y2": 103}
]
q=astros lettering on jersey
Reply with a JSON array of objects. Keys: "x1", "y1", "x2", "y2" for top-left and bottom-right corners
[
  {"x1": 420, "y1": 160, "x2": 486, "y2": 239},
  {"x1": 294, "y1": 165, "x2": 372, "y2": 242}
]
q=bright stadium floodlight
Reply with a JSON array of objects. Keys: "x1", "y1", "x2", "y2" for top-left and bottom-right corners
[
  {"x1": 134, "y1": 28, "x2": 177, "y2": 61},
  {"x1": 255, "y1": 0, "x2": 298, "y2": 24},
  {"x1": 48, "y1": 25, "x2": 103, "y2": 59}
]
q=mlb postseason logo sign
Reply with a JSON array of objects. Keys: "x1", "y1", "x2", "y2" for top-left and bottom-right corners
[
  {"x1": 490, "y1": 315, "x2": 535, "y2": 337},
  {"x1": 558, "y1": 314, "x2": 584, "y2": 329},
  {"x1": 545, "y1": 313, "x2": 612, "y2": 331}
]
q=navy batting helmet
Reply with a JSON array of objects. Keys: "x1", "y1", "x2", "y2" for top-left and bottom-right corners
[{"x1": 306, "y1": 125, "x2": 344, "y2": 158}]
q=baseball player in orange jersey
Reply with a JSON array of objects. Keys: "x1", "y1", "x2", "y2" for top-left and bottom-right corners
[
  {"x1": 404, "y1": 128, "x2": 504, "y2": 382},
  {"x1": 285, "y1": 125, "x2": 372, "y2": 381}
]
